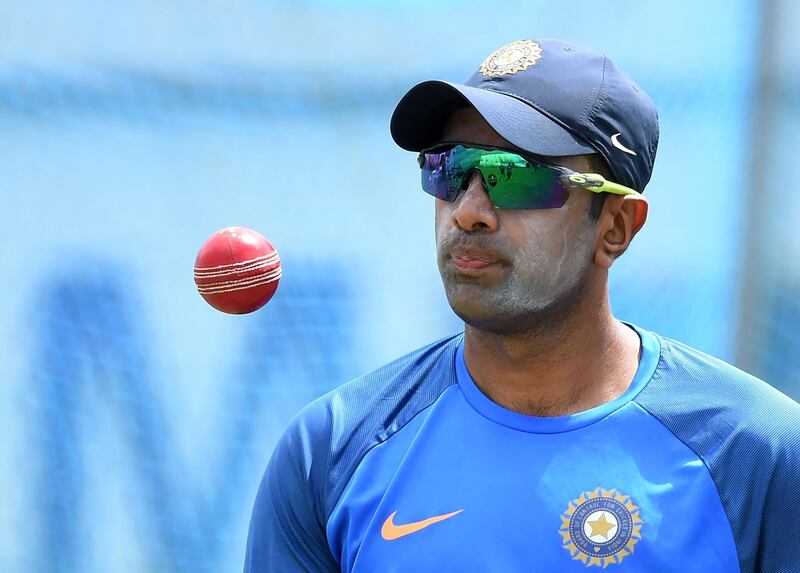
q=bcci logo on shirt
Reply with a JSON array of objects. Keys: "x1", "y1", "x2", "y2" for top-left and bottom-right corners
[{"x1": 559, "y1": 488, "x2": 643, "y2": 568}]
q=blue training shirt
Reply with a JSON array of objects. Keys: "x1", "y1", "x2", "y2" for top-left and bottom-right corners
[{"x1": 244, "y1": 324, "x2": 800, "y2": 572}]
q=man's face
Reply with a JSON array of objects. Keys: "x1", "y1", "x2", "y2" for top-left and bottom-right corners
[{"x1": 434, "y1": 107, "x2": 601, "y2": 335}]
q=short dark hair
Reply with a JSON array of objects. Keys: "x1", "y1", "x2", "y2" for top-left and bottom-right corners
[{"x1": 587, "y1": 155, "x2": 613, "y2": 221}]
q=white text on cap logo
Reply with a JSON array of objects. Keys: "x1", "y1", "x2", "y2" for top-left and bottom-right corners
[{"x1": 611, "y1": 133, "x2": 637, "y2": 156}]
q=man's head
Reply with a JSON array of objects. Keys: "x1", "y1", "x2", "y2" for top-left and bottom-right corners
[
  {"x1": 431, "y1": 106, "x2": 647, "y2": 334},
  {"x1": 390, "y1": 39, "x2": 657, "y2": 334}
]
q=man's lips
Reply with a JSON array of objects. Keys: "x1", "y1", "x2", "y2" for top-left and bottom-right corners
[
  {"x1": 449, "y1": 247, "x2": 505, "y2": 270},
  {"x1": 452, "y1": 257, "x2": 497, "y2": 269}
]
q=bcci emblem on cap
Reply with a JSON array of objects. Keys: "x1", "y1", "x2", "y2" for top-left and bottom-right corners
[
  {"x1": 479, "y1": 39, "x2": 542, "y2": 77},
  {"x1": 559, "y1": 488, "x2": 644, "y2": 568}
]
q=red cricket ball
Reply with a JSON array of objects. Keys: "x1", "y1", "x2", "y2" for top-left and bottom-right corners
[{"x1": 194, "y1": 227, "x2": 281, "y2": 314}]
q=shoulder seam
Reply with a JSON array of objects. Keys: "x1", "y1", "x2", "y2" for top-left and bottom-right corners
[
  {"x1": 630, "y1": 399, "x2": 741, "y2": 571},
  {"x1": 315, "y1": 332, "x2": 463, "y2": 517},
  {"x1": 324, "y1": 381, "x2": 458, "y2": 525}
]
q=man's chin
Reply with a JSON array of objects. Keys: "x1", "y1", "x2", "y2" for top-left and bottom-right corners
[
  {"x1": 445, "y1": 287, "x2": 567, "y2": 337},
  {"x1": 446, "y1": 294, "x2": 528, "y2": 336},
  {"x1": 453, "y1": 308, "x2": 529, "y2": 336}
]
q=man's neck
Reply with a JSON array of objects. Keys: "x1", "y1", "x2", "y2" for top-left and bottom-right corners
[{"x1": 462, "y1": 297, "x2": 641, "y2": 417}]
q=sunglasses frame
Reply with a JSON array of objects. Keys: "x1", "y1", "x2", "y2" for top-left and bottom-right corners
[{"x1": 418, "y1": 143, "x2": 639, "y2": 209}]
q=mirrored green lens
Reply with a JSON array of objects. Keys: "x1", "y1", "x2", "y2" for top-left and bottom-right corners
[{"x1": 420, "y1": 145, "x2": 568, "y2": 209}]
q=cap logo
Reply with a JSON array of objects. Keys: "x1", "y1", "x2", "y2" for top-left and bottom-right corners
[
  {"x1": 611, "y1": 133, "x2": 637, "y2": 156},
  {"x1": 479, "y1": 40, "x2": 542, "y2": 77}
]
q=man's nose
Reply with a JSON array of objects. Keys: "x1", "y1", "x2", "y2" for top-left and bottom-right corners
[{"x1": 450, "y1": 171, "x2": 499, "y2": 232}]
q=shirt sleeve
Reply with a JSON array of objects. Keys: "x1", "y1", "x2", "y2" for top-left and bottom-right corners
[
  {"x1": 244, "y1": 415, "x2": 340, "y2": 573},
  {"x1": 757, "y1": 438, "x2": 800, "y2": 572}
]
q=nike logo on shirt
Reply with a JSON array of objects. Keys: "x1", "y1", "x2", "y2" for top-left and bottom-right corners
[{"x1": 380, "y1": 509, "x2": 464, "y2": 540}]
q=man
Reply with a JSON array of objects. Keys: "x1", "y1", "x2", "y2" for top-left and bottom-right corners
[{"x1": 244, "y1": 39, "x2": 800, "y2": 572}]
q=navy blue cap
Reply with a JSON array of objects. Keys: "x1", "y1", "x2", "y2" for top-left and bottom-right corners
[{"x1": 390, "y1": 39, "x2": 659, "y2": 192}]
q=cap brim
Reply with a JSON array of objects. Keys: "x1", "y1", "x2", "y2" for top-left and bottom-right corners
[{"x1": 390, "y1": 80, "x2": 596, "y2": 157}]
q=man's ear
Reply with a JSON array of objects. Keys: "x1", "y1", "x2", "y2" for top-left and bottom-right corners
[{"x1": 594, "y1": 194, "x2": 649, "y2": 269}]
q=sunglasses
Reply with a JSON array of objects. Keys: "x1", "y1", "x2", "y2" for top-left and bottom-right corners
[{"x1": 418, "y1": 144, "x2": 638, "y2": 210}]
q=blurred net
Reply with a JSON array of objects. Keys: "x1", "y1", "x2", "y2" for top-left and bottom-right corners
[{"x1": 3, "y1": 2, "x2": 799, "y2": 572}]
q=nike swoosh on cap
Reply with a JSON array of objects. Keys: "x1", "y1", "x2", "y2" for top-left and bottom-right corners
[
  {"x1": 611, "y1": 132, "x2": 637, "y2": 156},
  {"x1": 380, "y1": 509, "x2": 464, "y2": 541}
]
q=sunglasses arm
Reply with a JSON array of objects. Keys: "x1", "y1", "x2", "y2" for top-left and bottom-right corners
[{"x1": 562, "y1": 173, "x2": 639, "y2": 197}]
